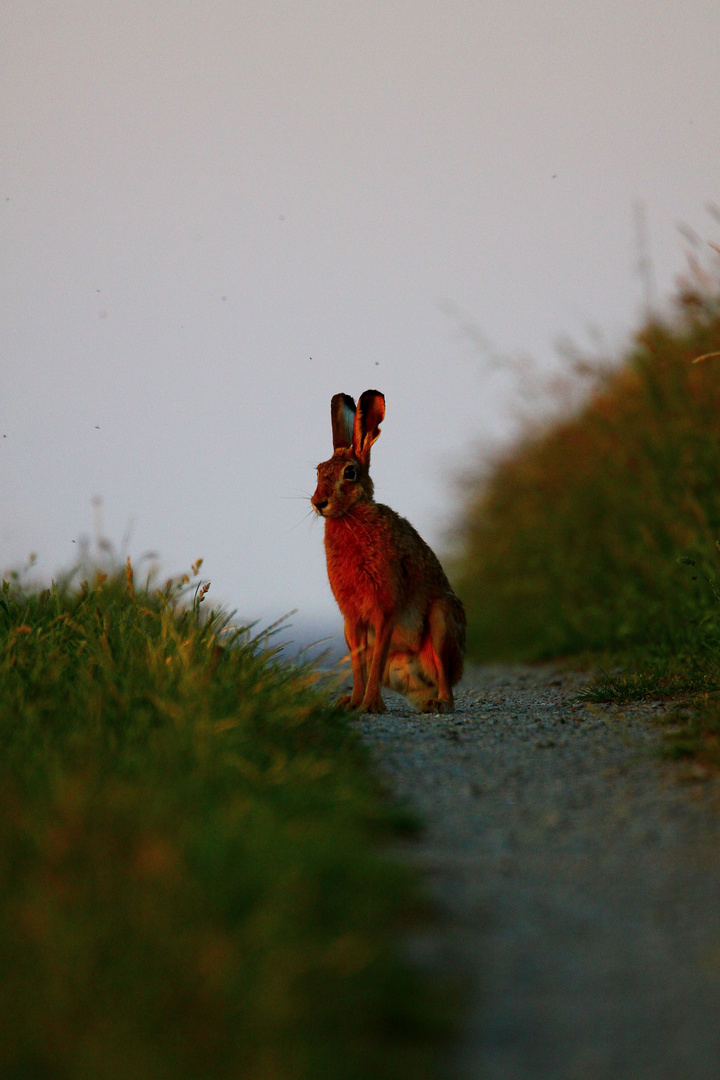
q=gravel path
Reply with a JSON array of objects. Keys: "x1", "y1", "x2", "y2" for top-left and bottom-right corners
[{"x1": 356, "y1": 664, "x2": 720, "y2": 1080}]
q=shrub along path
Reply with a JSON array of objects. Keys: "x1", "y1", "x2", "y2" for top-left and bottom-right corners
[{"x1": 358, "y1": 664, "x2": 720, "y2": 1080}]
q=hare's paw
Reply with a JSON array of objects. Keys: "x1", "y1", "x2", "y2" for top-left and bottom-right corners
[
  {"x1": 358, "y1": 694, "x2": 386, "y2": 714},
  {"x1": 336, "y1": 694, "x2": 364, "y2": 711},
  {"x1": 418, "y1": 697, "x2": 454, "y2": 715}
]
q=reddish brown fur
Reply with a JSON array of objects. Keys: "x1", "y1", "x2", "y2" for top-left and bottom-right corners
[{"x1": 311, "y1": 392, "x2": 466, "y2": 714}]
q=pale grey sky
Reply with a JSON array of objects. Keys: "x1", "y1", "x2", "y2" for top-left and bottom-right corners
[{"x1": 2, "y1": 1, "x2": 719, "y2": 627}]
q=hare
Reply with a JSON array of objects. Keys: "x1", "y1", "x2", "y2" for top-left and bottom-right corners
[{"x1": 311, "y1": 390, "x2": 466, "y2": 714}]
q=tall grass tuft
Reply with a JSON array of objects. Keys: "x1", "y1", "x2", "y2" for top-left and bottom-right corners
[
  {"x1": 0, "y1": 563, "x2": 446, "y2": 1079},
  {"x1": 453, "y1": 253, "x2": 720, "y2": 666}
]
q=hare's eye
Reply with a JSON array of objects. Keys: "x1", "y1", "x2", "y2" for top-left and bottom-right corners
[{"x1": 343, "y1": 465, "x2": 357, "y2": 481}]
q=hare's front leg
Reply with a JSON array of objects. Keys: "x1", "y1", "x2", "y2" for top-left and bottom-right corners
[
  {"x1": 359, "y1": 616, "x2": 394, "y2": 713},
  {"x1": 338, "y1": 619, "x2": 368, "y2": 709}
]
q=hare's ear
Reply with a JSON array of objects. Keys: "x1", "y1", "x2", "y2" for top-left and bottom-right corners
[
  {"x1": 353, "y1": 390, "x2": 385, "y2": 464},
  {"x1": 331, "y1": 393, "x2": 356, "y2": 449}
]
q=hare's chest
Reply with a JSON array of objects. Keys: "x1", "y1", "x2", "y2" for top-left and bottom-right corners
[{"x1": 324, "y1": 518, "x2": 394, "y2": 619}]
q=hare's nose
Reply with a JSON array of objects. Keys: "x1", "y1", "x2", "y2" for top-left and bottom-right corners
[{"x1": 312, "y1": 498, "x2": 328, "y2": 514}]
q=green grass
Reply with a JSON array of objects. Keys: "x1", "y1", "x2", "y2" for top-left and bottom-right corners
[
  {"x1": 0, "y1": 561, "x2": 447, "y2": 1080},
  {"x1": 659, "y1": 693, "x2": 720, "y2": 769},
  {"x1": 575, "y1": 662, "x2": 720, "y2": 705}
]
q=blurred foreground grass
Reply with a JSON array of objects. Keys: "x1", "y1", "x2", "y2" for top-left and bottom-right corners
[{"x1": 0, "y1": 562, "x2": 445, "y2": 1080}]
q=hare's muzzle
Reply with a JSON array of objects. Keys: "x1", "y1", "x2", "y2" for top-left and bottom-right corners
[{"x1": 312, "y1": 461, "x2": 338, "y2": 516}]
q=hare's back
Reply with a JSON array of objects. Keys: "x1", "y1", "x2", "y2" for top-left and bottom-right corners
[{"x1": 374, "y1": 503, "x2": 454, "y2": 594}]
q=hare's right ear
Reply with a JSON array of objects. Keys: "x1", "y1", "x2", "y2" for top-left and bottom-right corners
[
  {"x1": 353, "y1": 390, "x2": 385, "y2": 464},
  {"x1": 331, "y1": 393, "x2": 356, "y2": 449}
]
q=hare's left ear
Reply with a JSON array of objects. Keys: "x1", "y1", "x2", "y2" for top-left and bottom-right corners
[
  {"x1": 353, "y1": 390, "x2": 385, "y2": 464},
  {"x1": 331, "y1": 393, "x2": 356, "y2": 449}
]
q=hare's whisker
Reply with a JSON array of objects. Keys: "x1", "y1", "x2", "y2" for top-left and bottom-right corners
[{"x1": 286, "y1": 507, "x2": 318, "y2": 534}]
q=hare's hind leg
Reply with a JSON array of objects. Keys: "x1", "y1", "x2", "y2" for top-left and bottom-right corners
[
  {"x1": 415, "y1": 602, "x2": 457, "y2": 713},
  {"x1": 385, "y1": 644, "x2": 449, "y2": 713},
  {"x1": 385, "y1": 651, "x2": 433, "y2": 697}
]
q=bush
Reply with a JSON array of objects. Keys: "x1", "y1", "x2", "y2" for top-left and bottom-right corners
[{"x1": 454, "y1": 266, "x2": 720, "y2": 664}]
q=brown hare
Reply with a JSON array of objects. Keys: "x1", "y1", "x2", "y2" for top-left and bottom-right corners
[{"x1": 311, "y1": 390, "x2": 466, "y2": 714}]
